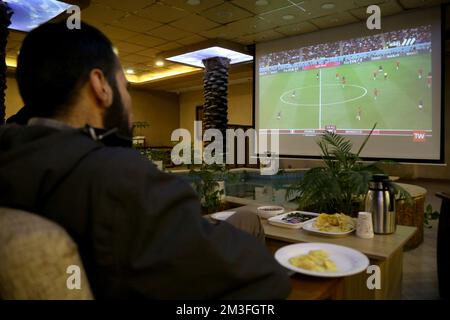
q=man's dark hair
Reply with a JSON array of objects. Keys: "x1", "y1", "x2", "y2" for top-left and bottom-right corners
[{"x1": 16, "y1": 21, "x2": 118, "y2": 118}]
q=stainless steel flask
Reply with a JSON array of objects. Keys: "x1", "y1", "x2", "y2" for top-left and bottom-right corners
[{"x1": 365, "y1": 174, "x2": 396, "y2": 234}]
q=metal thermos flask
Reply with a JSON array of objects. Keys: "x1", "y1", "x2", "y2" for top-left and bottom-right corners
[{"x1": 365, "y1": 174, "x2": 396, "y2": 234}]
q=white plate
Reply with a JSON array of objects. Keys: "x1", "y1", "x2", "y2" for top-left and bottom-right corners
[
  {"x1": 275, "y1": 243, "x2": 369, "y2": 278},
  {"x1": 257, "y1": 206, "x2": 284, "y2": 219},
  {"x1": 268, "y1": 211, "x2": 319, "y2": 229},
  {"x1": 210, "y1": 211, "x2": 236, "y2": 221},
  {"x1": 302, "y1": 219, "x2": 355, "y2": 237}
]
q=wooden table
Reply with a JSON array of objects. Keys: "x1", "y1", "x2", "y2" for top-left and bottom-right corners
[
  {"x1": 289, "y1": 274, "x2": 344, "y2": 300},
  {"x1": 395, "y1": 183, "x2": 427, "y2": 249},
  {"x1": 232, "y1": 205, "x2": 417, "y2": 300}
]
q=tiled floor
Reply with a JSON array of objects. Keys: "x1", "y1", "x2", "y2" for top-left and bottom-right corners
[{"x1": 399, "y1": 179, "x2": 448, "y2": 300}]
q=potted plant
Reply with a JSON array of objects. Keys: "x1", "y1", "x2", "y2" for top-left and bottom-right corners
[
  {"x1": 287, "y1": 124, "x2": 410, "y2": 217},
  {"x1": 189, "y1": 164, "x2": 238, "y2": 214},
  {"x1": 139, "y1": 148, "x2": 171, "y2": 171}
]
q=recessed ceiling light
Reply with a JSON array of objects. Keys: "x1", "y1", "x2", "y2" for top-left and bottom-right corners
[
  {"x1": 155, "y1": 60, "x2": 165, "y2": 67},
  {"x1": 321, "y1": 2, "x2": 335, "y2": 10},
  {"x1": 282, "y1": 14, "x2": 295, "y2": 20},
  {"x1": 126, "y1": 69, "x2": 135, "y2": 74},
  {"x1": 256, "y1": 0, "x2": 269, "y2": 6},
  {"x1": 330, "y1": 18, "x2": 339, "y2": 23},
  {"x1": 186, "y1": 0, "x2": 201, "y2": 6}
]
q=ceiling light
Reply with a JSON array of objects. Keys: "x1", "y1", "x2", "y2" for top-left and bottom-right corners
[
  {"x1": 126, "y1": 69, "x2": 135, "y2": 75},
  {"x1": 255, "y1": 0, "x2": 269, "y2": 6},
  {"x1": 186, "y1": 0, "x2": 201, "y2": 5},
  {"x1": 4, "y1": 0, "x2": 73, "y2": 32},
  {"x1": 321, "y1": 2, "x2": 336, "y2": 10},
  {"x1": 282, "y1": 14, "x2": 295, "y2": 20},
  {"x1": 166, "y1": 46, "x2": 253, "y2": 68},
  {"x1": 155, "y1": 60, "x2": 165, "y2": 67}
]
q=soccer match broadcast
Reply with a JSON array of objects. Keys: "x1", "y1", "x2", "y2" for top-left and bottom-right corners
[{"x1": 258, "y1": 25, "x2": 433, "y2": 138}]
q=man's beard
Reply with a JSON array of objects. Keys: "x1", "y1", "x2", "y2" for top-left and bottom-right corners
[{"x1": 103, "y1": 81, "x2": 132, "y2": 139}]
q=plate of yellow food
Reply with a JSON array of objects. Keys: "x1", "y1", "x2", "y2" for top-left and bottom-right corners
[
  {"x1": 274, "y1": 243, "x2": 369, "y2": 278},
  {"x1": 302, "y1": 213, "x2": 356, "y2": 237}
]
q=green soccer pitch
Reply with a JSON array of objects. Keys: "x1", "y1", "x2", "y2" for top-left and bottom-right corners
[{"x1": 258, "y1": 54, "x2": 432, "y2": 131}]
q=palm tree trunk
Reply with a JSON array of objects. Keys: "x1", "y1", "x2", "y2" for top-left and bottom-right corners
[
  {"x1": 202, "y1": 57, "x2": 230, "y2": 156},
  {"x1": 0, "y1": 1, "x2": 12, "y2": 124}
]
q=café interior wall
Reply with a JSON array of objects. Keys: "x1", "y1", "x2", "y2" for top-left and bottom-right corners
[{"x1": 4, "y1": 76, "x2": 180, "y2": 147}]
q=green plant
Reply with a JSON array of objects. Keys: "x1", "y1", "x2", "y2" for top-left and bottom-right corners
[
  {"x1": 424, "y1": 204, "x2": 440, "y2": 228},
  {"x1": 287, "y1": 124, "x2": 389, "y2": 216},
  {"x1": 139, "y1": 148, "x2": 171, "y2": 169},
  {"x1": 189, "y1": 164, "x2": 232, "y2": 214}
]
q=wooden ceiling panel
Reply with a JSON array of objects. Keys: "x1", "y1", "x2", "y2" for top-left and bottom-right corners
[
  {"x1": 93, "y1": 0, "x2": 156, "y2": 12},
  {"x1": 259, "y1": 6, "x2": 312, "y2": 27},
  {"x1": 200, "y1": 25, "x2": 246, "y2": 40},
  {"x1": 169, "y1": 14, "x2": 220, "y2": 33},
  {"x1": 111, "y1": 14, "x2": 162, "y2": 33},
  {"x1": 136, "y1": 47, "x2": 160, "y2": 57},
  {"x1": 155, "y1": 41, "x2": 184, "y2": 52},
  {"x1": 237, "y1": 29, "x2": 285, "y2": 45},
  {"x1": 146, "y1": 25, "x2": 193, "y2": 41},
  {"x1": 137, "y1": 3, "x2": 187, "y2": 23},
  {"x1": 114, "y1": 41, "x2": 148, "y2": 55},
  {"x1": 98, "y1": 25, "x2": 139, "y2": 41},
  {"x1": 309, "y1": 11, "x2": 360, "y2": 29},
  {"x1": 177, "y1": 34, "x2": 208, "y2": 45},
  {"x1": 121, "y1": 54, "x2": 152, "y2": 64},
  {"x1": 126, "y1": 34, "x2": 167, "y2": 47},
  {"x1": 231, "y1": 0, "x2": 306, "y2": 15},
  {"x1": 200, "y1": 2, "x2": 253, "y2": 24},
  {"x1": 81, "y1": 3, "x2": 126, "y2": 25},
  {"x1": 161, "y1": 0, "x2": 225, "y2": 13},
  {"x1": 227, "y1": 16, "x2": 275, "y2": 35},
  {"x1": 275, "y1": 21, "x2": 318, "y2": 36}
]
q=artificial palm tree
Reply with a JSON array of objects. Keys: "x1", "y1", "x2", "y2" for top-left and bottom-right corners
[
  {"x1": 202, "y1": 56, "x2": 230, "y2": 156},
  {"x1": 0, "y1": 1, "x2": 12, "y2": 124}
]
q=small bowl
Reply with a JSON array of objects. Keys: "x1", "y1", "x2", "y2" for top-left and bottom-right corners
[{"x1": 257, "y1": 206, "x2": 284, "y2": 219}]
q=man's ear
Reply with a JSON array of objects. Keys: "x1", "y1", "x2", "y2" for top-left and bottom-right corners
[{"x1": 89, "y1": 69, "x2": 113, "y2": 108}]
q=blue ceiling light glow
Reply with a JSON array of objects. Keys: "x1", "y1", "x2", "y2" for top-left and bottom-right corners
[
  {"x1": 4, "y1": 0, "x2": 72, "y2": 32},
  {"x1": 166, "y1": 46, "x2": 253, "y2": 68}
]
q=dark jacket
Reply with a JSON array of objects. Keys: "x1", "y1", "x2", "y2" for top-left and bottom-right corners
[{"x1": 0, "y1": 122, "x2": 291, "y2": 299}]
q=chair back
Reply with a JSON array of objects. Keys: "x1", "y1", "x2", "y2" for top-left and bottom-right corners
[{"x1": 0, "y1": 207, "x2": 93, "y2": 299}]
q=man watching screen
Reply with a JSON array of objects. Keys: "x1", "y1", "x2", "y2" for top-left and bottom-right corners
[{"x1": 0, "y1": 22, "x2": 291, "y2": 299}]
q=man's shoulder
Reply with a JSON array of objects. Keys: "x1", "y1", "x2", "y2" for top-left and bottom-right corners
[{"x1": 89, "y1": 145, "x2": 156, "y2": 174}]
